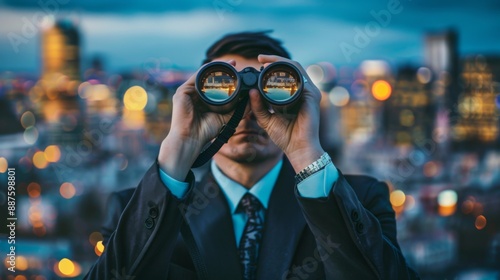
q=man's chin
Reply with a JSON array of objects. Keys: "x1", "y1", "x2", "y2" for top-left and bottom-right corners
[{"x1": 218, "y1": 142, "x2": 269, "y2": 163}]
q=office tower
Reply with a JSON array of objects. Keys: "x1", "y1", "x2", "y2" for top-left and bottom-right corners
[
  {"x1": 39, "y1": 19, "x2": 82, "y2": 145},
  {"x1": 424, "y1": 29, "x2": 460, "y2": 152},
  {"x1": 383, "y1": 66, "x2": 434, "y2": 146},
  {"x1": 451, "y1": 55, "x2": 500, "y2": 149}
]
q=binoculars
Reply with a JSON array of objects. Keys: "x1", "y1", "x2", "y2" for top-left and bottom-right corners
[{"x1": 195, "y1": 61, "x2": 305, "y2": 114}]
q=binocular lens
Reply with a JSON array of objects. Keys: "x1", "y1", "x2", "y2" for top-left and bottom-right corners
[
  {"x1": 200, "y1": 70, "x2": 237, "y2": 102},
  {"x1": 261, "y1": 70, "x2": 300, "y2": 102},
  {"x1": 195, "y1": 61, "x2": 304, "y2": 113}
]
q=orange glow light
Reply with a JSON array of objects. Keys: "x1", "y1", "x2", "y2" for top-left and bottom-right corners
[
  {"x1": 54, "y1": 258, "x2": 81, "y2": 278},
  {"x1": 390, "y1": 190, "x2": 406, "y2": 207},
  {"x1": 27, "y1": 182, "x2": 41, "y2": 198},
  {"x1": 44, "y1": 145, "x2": 61, "y2": 162},
  {"x1": 438, "y1": 205, "x2": 456, "y2": 216},
  {"x1": 95, "y1": 241, "x2": 105, "y2": 256},
  {"x1": 475, "y1": 215, "x2": 487, "y2": 230},
  {"x1": 0, "y1": 157, "x2": 7, "y2": 173},
  {"x1": 60, "y1": 182, "x2": 76, "y2": 199},
  {"x1": 89, "y1": 232, "x2": 103, "y2": 247},
  {"x1": 33, "y1": 151, "x2": 48, "y2": 169},
  {"x1": 16, "y1": 256, "x2": 28, "y2": 271},
  {"x1": 58, "y1": 258, "x2": 75, "y2": 275},
  {"x1": 371, "y1": 80, "x2": 392, "y2": 101}
]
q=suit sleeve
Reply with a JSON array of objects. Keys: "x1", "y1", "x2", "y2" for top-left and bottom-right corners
[
  {"x1": 84, "y1": 162, "x2": 195, "y2": 279},
  {"x1": 295, "y1": 171, "x2": 419, "y2": 280}
]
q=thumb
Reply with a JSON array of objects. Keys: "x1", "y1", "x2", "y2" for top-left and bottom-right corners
[{"x1": 248, "y1": 89, "x2": 272, "y2": 129}]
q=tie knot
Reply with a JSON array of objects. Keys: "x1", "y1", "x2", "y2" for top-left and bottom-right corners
[{"x1": 238, "y1": 193, "x2": 262, "y2": 216}]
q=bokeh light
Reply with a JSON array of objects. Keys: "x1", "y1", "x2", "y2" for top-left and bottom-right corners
[
  {"x1": 438, "y1": 190, "x2": 458, "y2": 207},
  {"x1": 33, "y1": 151, "x2": 48, "y2": 169},
  {"x1": 462, "y1": 199, "x2": 474, "y2": 214},
  {"x1": 399, "y1": 109, "x2": 415, "y2": 127},
  {"x1": 54, "y1": 258, "x2": 81, "y2": 278},
  {"x1": 423, "y1": 161, "x2": 440, "y2": 177},
  {"x1": 58, "y1": 258, "x2": 74, "y2": 275},
  {"x1": 405, "y1": 195, "x2": 416, "y2": 210},
  {"x1": 371, "y1": 80, "x2": 392, "y2": 101},
  {"x1": 328, "y1": 86, "x2": 350, "y2": 107},
  {"x1": 438, "y1": 190, "x2": 457, "y2": 216},
  {"x1": 390, "y1": 190, "x2": 406, "y2": 207},
  {"x1": 44, "y1": 145, "x2": 61, "y2": 162},
  {"x1": 0, "y1": 157, "x2": 7, "y2": 173},
  {"x1": 27, "y1": 182, "x2": 41, "y2": 198},
  {"x1": 95, "y1": 241, "x2": 105, "y2": 256},
  {"x1": 54, "y1": 258, "x2": 83, "y2": 278},
  {"x1": 20, "y1": 111, "x2": 36, "y2": 128},
  {"x1": 60, "y1": 182, "x2": 76, "y2": 199},
  {"x1": 16, "y1": 256, "x2": 28, "y2": 271},
  {"x1": 475, "y1": 215, "x2": 487, "y2": 230},
  {"x1": 89, "y1": 232, "x2": 104, "y2": 247},
  {"x1": 23, "y1": 126, "x2": 39, "y2": 145},
  {"x1": 123, "y1": 86, "x2": 148, "y2": 111},
  {"x1": 306, "y1": 64, "x2": 325, "y2": 84},
  {"x1": 416, "y1": 67, "x2": 432, "y2": 84}
]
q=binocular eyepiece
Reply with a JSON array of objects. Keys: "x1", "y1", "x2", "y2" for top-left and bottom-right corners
[{"x1": 195, "y1": 61, "x2": 305, "y2": 114}]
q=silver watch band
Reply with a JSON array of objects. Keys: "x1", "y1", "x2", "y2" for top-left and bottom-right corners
[{"x1": 294, "y1": 152, "x2": 332, "y2": 184}]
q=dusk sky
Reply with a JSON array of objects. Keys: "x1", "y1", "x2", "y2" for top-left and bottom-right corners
[{"x1": 0, "y1": 0, "x2": 499, "y2": 74}]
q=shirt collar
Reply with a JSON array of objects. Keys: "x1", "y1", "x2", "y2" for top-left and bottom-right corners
[{"x1": 211, "y1": 159, "x2": 283, "y2": 213}]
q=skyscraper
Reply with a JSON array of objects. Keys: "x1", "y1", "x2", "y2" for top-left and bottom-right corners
[
  {"x1": 383, "y1": 66, "x2": 434, "y2": 146},
  {"x1": 38, "y1": 19, "x2": 82, "y2": 145},
  {"x1": 424, "y1": 29, "x2": 460, "y2": 152},
  {"x1": 452, "y1": 55, "x2": 500, "y2": 149}
]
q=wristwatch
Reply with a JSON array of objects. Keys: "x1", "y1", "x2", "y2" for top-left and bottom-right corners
[{"x1": 294, "y1": 152, "x2": 332, "y2": 184}]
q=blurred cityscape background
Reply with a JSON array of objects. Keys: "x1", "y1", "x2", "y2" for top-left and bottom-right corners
[{"x1": 0, "y1": 0, "x2": 499, "y2": 279}]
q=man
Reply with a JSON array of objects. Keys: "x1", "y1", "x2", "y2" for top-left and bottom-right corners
[{"x1": 86, "y1": 31, "x2": 419, "y2": 279}]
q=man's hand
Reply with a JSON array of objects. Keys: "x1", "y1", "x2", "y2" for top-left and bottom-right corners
[
  {"x1": 158, "y1": 60, "x2": 236, "y2": 181},
  {"x1": 249, "y1": 54, "x2": 325, "y2": 173}
]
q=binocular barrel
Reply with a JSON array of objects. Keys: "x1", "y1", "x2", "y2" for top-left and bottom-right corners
[{"x1": 195, "y1": 61, "x2": 305, "y2": 114}]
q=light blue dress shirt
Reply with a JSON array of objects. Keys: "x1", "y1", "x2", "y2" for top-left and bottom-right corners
[{"x1": 159, "y1": 157, "x2": 339, "y2": 245}]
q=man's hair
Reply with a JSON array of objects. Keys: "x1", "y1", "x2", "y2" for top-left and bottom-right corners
[{"x1": 202, "y1": 31, "x2": 291, "y2": 64}]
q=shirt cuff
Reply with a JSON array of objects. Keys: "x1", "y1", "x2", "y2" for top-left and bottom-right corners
[
  {"x1": 158, "y1": 167, "x2": 190, "y2": 199},
  {"x1": 297, "y1": 162, "x2": 338, "y2": 198}
]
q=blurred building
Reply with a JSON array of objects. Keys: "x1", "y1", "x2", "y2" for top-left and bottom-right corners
[
  {"x1": 339, "y1": 61, "x2": 393, "y2": 145},
  {"x1": 383, "y1": 66, "x2": 435, "y2": 146},
  {"x1": 36, "y1": 19, "x2": 83, "y2": 145},
  {"x1": 424, "y1": 30, "x2": 460, "y2": 155},
  {"x1": 451, "y1": 55, "x2": 500, "y2": 149}
]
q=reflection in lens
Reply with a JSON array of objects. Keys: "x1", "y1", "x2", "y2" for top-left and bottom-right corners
[
  {"x1": 201, "y1": 71, "x2": 237, "y2": 101},
  {"x1": 262, "y1": 70, "x2": 298, "y2": 101}
]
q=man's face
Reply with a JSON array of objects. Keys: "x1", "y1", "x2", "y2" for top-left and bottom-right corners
[{"x1": 210, "y1": 54, "x2": 283, "y2": 164}]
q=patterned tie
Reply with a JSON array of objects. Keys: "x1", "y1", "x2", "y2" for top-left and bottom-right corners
[{"x1": 238, "y1": 193, "x2": 264, "y2": 280}]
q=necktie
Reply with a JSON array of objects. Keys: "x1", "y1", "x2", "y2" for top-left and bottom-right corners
[{"x1": 238, "y1": 193, "x2": 264, "y2": 280}]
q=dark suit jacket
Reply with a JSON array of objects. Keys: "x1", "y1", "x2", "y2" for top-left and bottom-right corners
[{"x1": 85, "y1": 159, "x2": 419, "y2": 279}]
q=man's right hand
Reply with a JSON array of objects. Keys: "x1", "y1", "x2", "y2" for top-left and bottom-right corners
[{"x1": 157, "y1": 60, "x2": 236, "y2": 182}]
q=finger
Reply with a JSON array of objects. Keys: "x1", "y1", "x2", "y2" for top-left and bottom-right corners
[
  {"x1": 248, "y1": 89, "x2": 272, "y2": 129},
  {"x1": 258, "y1": 54, "x2": 287, "y2": 64}
]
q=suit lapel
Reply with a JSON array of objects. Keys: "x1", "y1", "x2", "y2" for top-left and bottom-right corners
[
  {"x1": 185, "y1": 172, "x2": 242, "y2": 280},
  {"x1": 256, "y1": 159, "x2": 307, "y2": 280}
]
